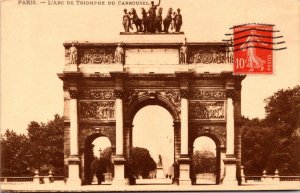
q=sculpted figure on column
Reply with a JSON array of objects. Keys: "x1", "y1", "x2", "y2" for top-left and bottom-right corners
[
  {"x1": 114, "y1": 43, "x2": 124, "y2": 64},
  {"x1": 180, "y1": 41, "x2": 188, "y2": 64},
  {"x1": 69, "y1": 43, "x2": 77, "y2": 64}
]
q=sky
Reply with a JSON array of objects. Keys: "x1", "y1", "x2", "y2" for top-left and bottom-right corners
[{"x1": 1, "y1": 0, "x2": 299, "y2": 135}]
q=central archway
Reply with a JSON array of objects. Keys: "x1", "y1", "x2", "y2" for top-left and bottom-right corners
[{"x1": 130, "y1": 105, "x2": 176, "y2": 184}]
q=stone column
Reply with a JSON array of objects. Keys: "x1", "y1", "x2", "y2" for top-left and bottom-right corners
[
  {"x1": 115, "y1": 91, "x2": 124, "y2": 155},
  {"x1": 112, "y1": 89, "x2": 126, "y2": 185},
  {"x1": 173, "y1": 121, "x2": 181, "y2": 184},
  {"x1": 67, "y1": 89, "x2": 81, "y2": 185},
  {"x1": 110, "y1": 72, "x2": 128, "y2": 186},
  {"x1": 124, "y1": 121, "x2": 133, "y2": 183},
  {"x1": 178, "y1": 89, "x2": 191, "y2": 185},
  {"x1": 222, "y1": 89, "x2": 237, "y2": 185},
  {"x1": 220, "y1": 149, "x2": 226, "y2": 182}
]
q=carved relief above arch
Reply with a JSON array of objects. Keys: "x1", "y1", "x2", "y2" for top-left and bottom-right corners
[
  {"x1": 190, "y1": 126, "x2": 226, "y2": 148},
  {"x1": 124, "y1": 89, "x2": 181, "y2": 122},
  {"x1": 78, "y1": 126, "x2": 116, "y2": 152}
]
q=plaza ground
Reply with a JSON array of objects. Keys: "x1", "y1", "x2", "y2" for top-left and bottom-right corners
[{"x1": 1, "y1": 181, "x2": 299, "y2": 192}]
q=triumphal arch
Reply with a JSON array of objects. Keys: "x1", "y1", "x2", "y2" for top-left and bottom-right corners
[{"x1": 58, "y1": 32, "x2": 245, "y2": 186}]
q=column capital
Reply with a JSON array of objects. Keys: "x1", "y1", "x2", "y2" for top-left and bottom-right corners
[
  {"x1": 68, "y1": 88, "x2": 79, "y2": 99},
  {"x1": 112, "y1": 155, "x2": 126, "y2": 164},
  {"x1": 68, "y1": 155, "x2": 80, "y2": 164},
  {"x1": 110, "y1": 71, "x2": 129, "y2": 89},
  {"x1": 225, "y1": 89, "x2": 235, "y2": 99},
  {"x1": 114, "y1": 89, "x2": 124, "y2": 99},
  {"x1": 180, "y1": 89, "x2": 189, "y2": 99},
  {"x1": 223, "y1": 155, "x2": 237, "y2": 164},
  {"x1": 175, "y1": 71, "x2": 194, "y2": 88},
  {"x1": 178, "y1": 154, "x2": 191, "y2": 164}
]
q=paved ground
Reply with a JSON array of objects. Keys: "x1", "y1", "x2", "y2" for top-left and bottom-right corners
[{"x1": 1, "y1": 181, "x2": 299, "y2": 192}]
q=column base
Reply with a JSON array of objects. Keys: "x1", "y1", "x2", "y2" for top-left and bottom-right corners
[
  {"x1": 112, "y1": 155, "x2": 126, "y2": 186},
  {"x1": 178, "y1": 155, "x2": 191, "y2": 186},
  {"x1": 66, "y1": 178, "x2": 82, "y2": 186},
  {"x1": 66, "y1": 155, "x2": 82, "y2": 186},
  {"x1": 222, "y1": 154, "x2": 238, "y2": 186},
  {"x1": 112, "y1": 179, "x2": 127, "y2": 186},
  {"x1": 64, "y1": 64, "x2": 78, "y2": 72}
]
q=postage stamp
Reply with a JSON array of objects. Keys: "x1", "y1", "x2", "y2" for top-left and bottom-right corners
[{"x1": 233, "y1": 24, "x2": 273, "y2": 74}]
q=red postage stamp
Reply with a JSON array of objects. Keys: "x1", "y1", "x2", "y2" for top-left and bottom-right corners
[{"x1": 233, "y1": 24, "x2": 273, "y2": 74}]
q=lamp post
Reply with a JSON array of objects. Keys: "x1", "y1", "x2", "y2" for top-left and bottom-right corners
[{"x1": 99, "y1": 148, "x2": 102, "y2": 159}]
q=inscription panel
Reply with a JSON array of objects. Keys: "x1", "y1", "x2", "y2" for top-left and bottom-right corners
[{"x1": 125, "y1": 49, "x2": 179, "y2": 65}]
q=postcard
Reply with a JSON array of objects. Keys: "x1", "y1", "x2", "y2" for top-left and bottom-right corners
[{"x1": 1, "y1": 0, "x2": 299, "y2": 192}]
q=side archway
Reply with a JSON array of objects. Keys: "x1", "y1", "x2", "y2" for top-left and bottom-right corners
[
  {"x1": 82, "y1": 132, "x2": 113, "y2": 185},
  {"x1": 190, "y1": 133, "x2": 222, "y2": 185}
]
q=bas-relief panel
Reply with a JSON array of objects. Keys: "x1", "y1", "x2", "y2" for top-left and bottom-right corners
[
  {"x1": 79, "y1": 48, "x2": 116, "y2": 64},
  {"x1": 188, "y1": 47, "x2": 233, "y2": 64},
  {"x1": 78, "y1": 89, "x2": 115, "y2": 121},
  {"x1": 189, "y1": 89, "x2": 226, "y2": 120},
  {"x1": 79, "y1": 101, "x2": 115, "y2": 120},
  {"x1": 189, "y1": 101, "x2": 225, "y2": 120},
  {"x1": 189, "y1": 89, "x2": 226, "y2": 100},
  {"x1": 78, "y1": 126, "x2": 115, "y2": 150},
  {"x1": 124, "y1": 89, "x2": 181, "y2": 114},
  {"x1": 191, "y1": 126, "x2": 226, "y2": 148},
  {"x1": 79, "y1": 89, "x2": 115, "y2": 100}
]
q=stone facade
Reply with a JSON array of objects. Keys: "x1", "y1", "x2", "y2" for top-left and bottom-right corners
[{"x1": 58, "y1": 34, "x2": 245, "y2": 186}]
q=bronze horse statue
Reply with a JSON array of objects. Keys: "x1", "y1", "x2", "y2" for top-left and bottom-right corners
[{"x1": 130, "y1": 8, "x2": 143, "y2": 32}]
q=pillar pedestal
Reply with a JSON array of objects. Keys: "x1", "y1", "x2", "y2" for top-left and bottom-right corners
[
  {"x1": 112, "y1": 155, "x2": 126, "y2": 186},
  {"x1": 67, "y1": 156, "x2": 81, "y2": 186},
  {"x1": 178, "y1": 155, "x2": 191, "y2": 185},
  {"x1": 222, "y1": 154, "x2": 237, "y2": 185},
  {"x1": 64, "y1": 64, "x2": 78, "y2": 72}
]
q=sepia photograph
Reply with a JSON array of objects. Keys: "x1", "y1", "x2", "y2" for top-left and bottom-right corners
[{"x1": 1, "y1": 0, "x2": 299, "y2": 192}]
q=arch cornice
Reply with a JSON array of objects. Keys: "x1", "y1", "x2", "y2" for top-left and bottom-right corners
[{"x1": 124, "y1": 90, "x2": 181, "y2": 123}]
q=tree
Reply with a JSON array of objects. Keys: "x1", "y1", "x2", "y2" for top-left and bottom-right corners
[
  {"x1": 241, "y1": 86, "x2": 300, "y2": 175},
  {"x1": 130, "y1": 147, "x2": 157, "y2": 178},
  {"x1": 264, "y1": 86, "x2": 300, "y2": 175},
  {"x1": 192, "y1": 150, "x2": 216, "y2": 174},
  {"x1": 90, "y1": 147, "x2": 113, "y2": 184},
  {"x1": 0, "y1": 130, "x2": 31, "y2": 176},
  {"x1": 264, "y1": 85, "x2": 300, "y2": 131},
  {"x1": 101, "y1": 147, "x2": 113, "y2": 174},
  {"x1": 27, "y1": 114, "x2": 64, "y2": 175},
  {"x1": 241, "y1": 118, "x2": 278, "y2": 175}
]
